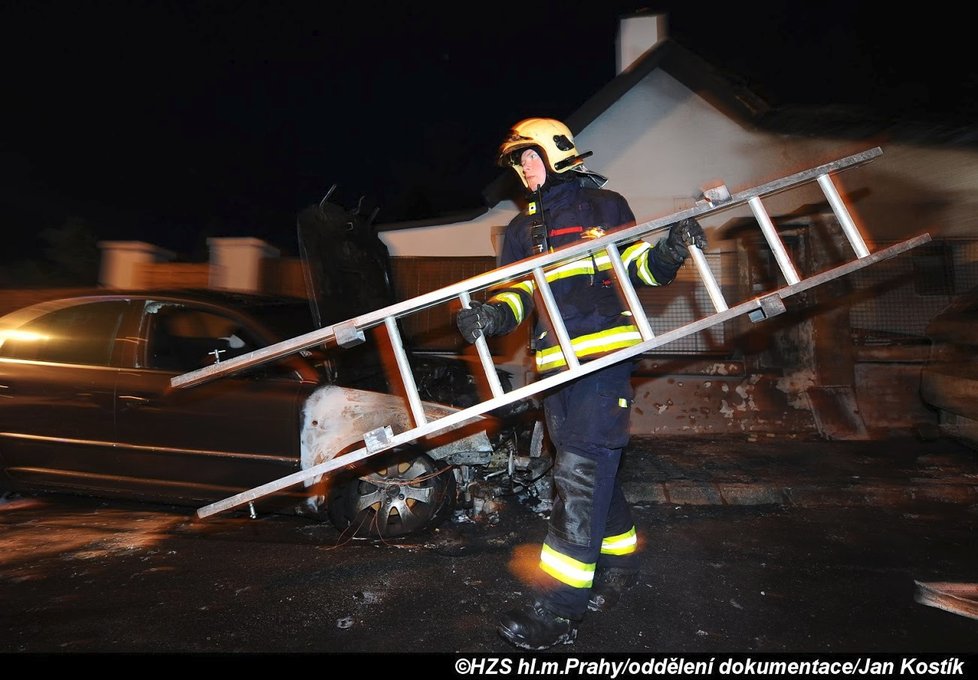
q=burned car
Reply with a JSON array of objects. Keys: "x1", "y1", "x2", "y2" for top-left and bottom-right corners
[
  {"x1": 920, "y1": 285, "x2": 978, "y2": 449},
  {"x1": 0, "y1": 195, "x2": 551, "y2": 537},
  {"x1": 0, "y1": 290, "x2": 547, "y2": 538}
]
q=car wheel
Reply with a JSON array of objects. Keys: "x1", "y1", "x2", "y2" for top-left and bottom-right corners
[{"x1": 326, "y1": 451, "x2": 456, "y2": 539}]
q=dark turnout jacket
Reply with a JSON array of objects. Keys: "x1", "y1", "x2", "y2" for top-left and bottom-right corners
[{"x1": 489, "y1": 179, "x2": 681, "y2": 373}]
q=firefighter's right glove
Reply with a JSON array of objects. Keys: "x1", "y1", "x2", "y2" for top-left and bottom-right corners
[
  {"x1": 456, "y1": 301, "x2": 505, "y2": 343},
  {"x1": 656, "y1": 218, "x2": 707, "y2": 266}
]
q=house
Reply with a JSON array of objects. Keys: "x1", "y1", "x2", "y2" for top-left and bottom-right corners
[
  {"x1": 373, "y1": 11, "x2": 978, "y2": 440},
  {"x1": 93, "y1": 11, "x2": 977, "y2": 440}
]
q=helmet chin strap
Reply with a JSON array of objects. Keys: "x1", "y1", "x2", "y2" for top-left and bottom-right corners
[
  {"x1": 553, "y1": 150, "x2": 593, "y2": 171},
  {"x1": 531, "y1": 166, "x2": 608, "y2": 191},
  {"x1": 574, "y1": 166, "x2": 609, "y2": 188},
  {"x1": 550, "y1": 151, "x2": 608, "y2": 188}
]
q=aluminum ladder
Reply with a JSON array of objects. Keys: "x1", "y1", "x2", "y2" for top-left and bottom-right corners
[{"x1": 172, "y1": 146, "x2": 931, "y2": 519}]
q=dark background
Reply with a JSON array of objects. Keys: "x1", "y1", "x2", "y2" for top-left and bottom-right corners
[{"x1": 2, "y1": 1, "x2": 974, "y2": 274}]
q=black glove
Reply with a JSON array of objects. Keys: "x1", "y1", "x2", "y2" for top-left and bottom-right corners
[
  {"x1": 456, "y1": 301, "x2": 505, "y2": 343},
  {"x1": 657, "y1": 218, "x2": 707, "y2": 265}
]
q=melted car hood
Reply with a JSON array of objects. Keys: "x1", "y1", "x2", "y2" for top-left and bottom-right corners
[{"x1": 299, "y1": 384, "x2": 492, "y2": 481}]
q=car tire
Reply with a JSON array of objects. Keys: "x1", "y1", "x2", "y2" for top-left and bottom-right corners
[{"x1": 325, "y1": 451, "x2": 456, "y2": 539}]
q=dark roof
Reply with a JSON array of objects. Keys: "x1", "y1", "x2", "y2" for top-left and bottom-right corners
[
  {"x1": 755, "y1": 104, "x2": 978, "y2": 150},
  {"x1": 567, "y1": 39, "x2": 770, "y2": 133}
]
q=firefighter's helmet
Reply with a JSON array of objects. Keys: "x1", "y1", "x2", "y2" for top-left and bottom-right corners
[{"x1": 497, "y1": 118, "x2": 588, "y2": 189}]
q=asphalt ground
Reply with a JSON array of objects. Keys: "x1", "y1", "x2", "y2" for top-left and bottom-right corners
[
  {"x1": 620, "y1": 433, "x2": 978, "y2": 510},
  {"x1": 0, "y1": 434, "x2": 976, "y2": 666}
]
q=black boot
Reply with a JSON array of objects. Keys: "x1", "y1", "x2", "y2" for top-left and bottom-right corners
[
  {"x1": 497, "y1": 601, "x2": 579, "y2": 650},
  {"x1": 587, "y1": 568, "x2": 638, "y2": 612}
]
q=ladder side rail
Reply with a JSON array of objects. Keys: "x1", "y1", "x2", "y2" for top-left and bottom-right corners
[
  {"x1": 174, "y1": 325, "x2": 340, "y2": 389},
  {"x1": 748, "y1": 196, "x2": 801, "y2": 285},
  {"x1": 687, "y1": 245, "x2": 728, "y2": 312},
  {"x1": 778, "y1": 233, "x2": 928, "y2": 295},
  {"x1": 461, "y1": 146, "x2": 884, "y2": 306},
  {"x1": 816, "y1": 173, "x2": 871, "y2": 258},
  {"x1": 174, "y1": 212, "x2": 684, "y2": 389},
  {"x1": 383, "y1": 316, "x2": 427, "y2": 427},
  {"x1": 458, "y1": 290, "x2": 506, "y2": 399},
  {"x1": 196, "y1": 234, "x2": 931, "y2": 520},
  {"x1": 604, "y1": 242, "x2": 655, "y2": 340},
  {"x1": 172, "y1": 148, "x2": 884, "y2": 389},
  {"x1": 532, "y1": 266, "x2": 580, "y2": 370}
]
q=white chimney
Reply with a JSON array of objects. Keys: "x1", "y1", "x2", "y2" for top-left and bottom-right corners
[{"x1": 617, "y1": 13, "x2": 667, "y2": 74}]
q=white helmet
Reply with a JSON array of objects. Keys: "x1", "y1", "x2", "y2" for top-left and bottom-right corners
[{"x1": 497, "y1": 118, "x2": 591, "y2": 189}]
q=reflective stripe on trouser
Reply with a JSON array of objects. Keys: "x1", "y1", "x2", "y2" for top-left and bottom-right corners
[
  {"x1": 536, "y1": 360, "x2": 638, "y2": 619},
  {"x1": 601, "y1": 525, "x2": 638, "y2": 556}
]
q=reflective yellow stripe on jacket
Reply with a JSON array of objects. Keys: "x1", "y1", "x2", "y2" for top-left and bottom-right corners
[
  {"x1": 493, "y1": 280, "x2": 533, "y2": 324},
  {"x1": 535, "y1": 324, "x2": 643, "y2": 372},
  {"x1": 490, "y1": 241, "x2": 662, "y2": 326}
]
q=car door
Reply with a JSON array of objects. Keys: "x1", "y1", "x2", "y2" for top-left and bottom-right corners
[
  {"x1": 112, "y1": 299, "x2": 316, "y2": 505},
  {"x1": 0, "y1": 298, "x2": 131, "y2": 493}
]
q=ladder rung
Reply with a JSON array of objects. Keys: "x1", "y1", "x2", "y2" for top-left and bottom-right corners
[
  {"x1": 458, "y1": 290, "x2": 506, "y2": 399},
  {"x1": 532, "y1": 266, "x2": 580, "y2": 370},
  {"x1": 817, "y1": 173, "x2": 871, "y2": 258},
  {"x1": 605, "y1": 242, "x2": 655, "y2": 341},
  {"x1": 748, "y1": 196, "x2": 801, "y2": 285},
  {"x1": 383, "y1": 315, "x2": 427, "y2": 427},
  {"x1": 688, "y1": 246, "x2": 728, "y2": 312}
]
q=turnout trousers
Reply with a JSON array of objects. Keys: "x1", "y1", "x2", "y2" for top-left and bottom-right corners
[{"x1": 536, "y1": 359, "x2": 638, "y2": 619}]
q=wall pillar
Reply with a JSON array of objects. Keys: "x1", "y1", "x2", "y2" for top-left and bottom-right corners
[
  {"x1": 97, "y1": 241, "x2": 175, "y2": 289},
  {"x1": 207, "y1": 237, "x2": 280, "y2": 293}
]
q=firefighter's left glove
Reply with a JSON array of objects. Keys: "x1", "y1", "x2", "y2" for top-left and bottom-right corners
[
  {"x1": 456, "y1": 301, "x2": 505, "y2": 343},
  {"x1": 657, "y1": 218, "x2": 707, "y2": 266}
]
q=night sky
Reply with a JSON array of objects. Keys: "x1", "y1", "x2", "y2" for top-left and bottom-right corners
[{"x1": 2, "y1": 1, "x2": 974, "y2": 270}]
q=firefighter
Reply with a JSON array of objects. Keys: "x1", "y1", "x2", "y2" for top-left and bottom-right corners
[{"x1": 456, "y1": 118, "x2": 705, "y2": 650}]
